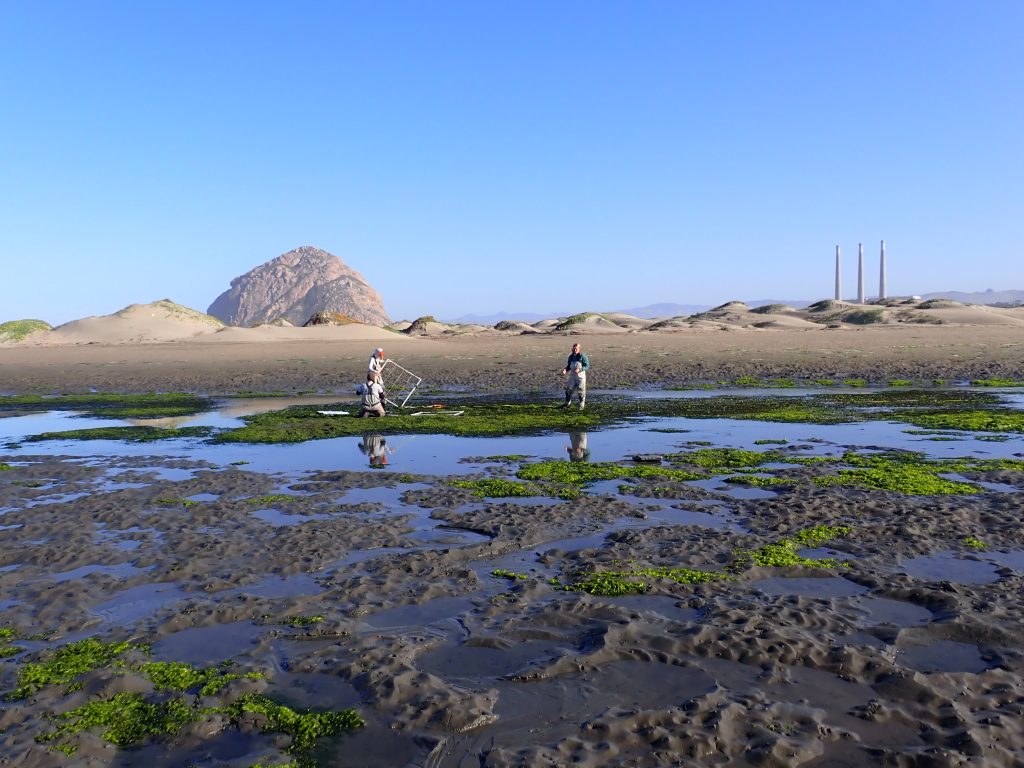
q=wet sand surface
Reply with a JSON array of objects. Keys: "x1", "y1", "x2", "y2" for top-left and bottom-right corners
[
  {"x1": 2, "y1": 325, "x2": 1023, "y2": 394},
  {"x1": 1, "y1": 395, "x2": 1023, "y2": 766}
]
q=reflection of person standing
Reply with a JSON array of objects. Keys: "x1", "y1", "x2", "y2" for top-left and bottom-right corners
[
  {"x1": 560, "y1": 342, "x2": 589, "y2": 410},
  {"x1": 358, "y1": 434, "x2": 389, "y2": 466},
  {"x1": 368, "y1": 347, "x2": 386, "y2": 388},
  {"x1": 566, "y1": 431, "x2": 590, "y2": 462}
]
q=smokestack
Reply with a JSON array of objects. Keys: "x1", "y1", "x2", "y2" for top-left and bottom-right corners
[
  {"x1": 834, "y1": 245, "x2": 841, "y2": 300},
  {"x1": 857, "y1": 243, "x2": 865, "y2": 303},
  {"x1": 879, "y1": 240, "x2": 887, "y2": 300}
]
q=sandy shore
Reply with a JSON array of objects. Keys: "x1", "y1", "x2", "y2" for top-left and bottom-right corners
[
  {"x1": 1, "y1": 330, "x2": 1023, "y2": 766},
  {"x1": 1, "y1": 435, "x2": 1023, "y2": 765},
  {"x1": 1, "y1": 325, "x2": 1022, "y2": 394}
]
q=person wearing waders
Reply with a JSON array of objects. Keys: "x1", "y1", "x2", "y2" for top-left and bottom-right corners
[
  {"x1": 357, "y1": 372, "x2": 386, "y2": 417},
  {"x1": 560, "y1": 342, "x2": 589, "y2": 410},
  {"x1": 368, "y1": 347, "x2": 386, "y2": 388}
]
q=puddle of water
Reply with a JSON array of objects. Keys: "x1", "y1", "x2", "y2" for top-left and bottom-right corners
[
  {"x1": 490, "y1": 659, "x2": 715, "y2": 744},
  {"x1": 850, "y1": 596, "x2": 933, "y2": 627},
  {"x1": 406, "y1": 526, "x2": 491, "y2": 546},
  {"x1": 631, "y1": 502, "x2": 738, "y2": 530},
  {"x1": 51, "y1": 562, "x2": 151, "y2": 582},
  {"x1": 419, "y1": 639, "x2": 564, "y2": 680},
  {"x1": 898, "y1": 640, "x2": 993, "y2": 674},
  {"x1": 152, "y1": 621, "x2": 266, "y2": 665},
  {"x1": 364, "y1": 596, "x2": 475, "y2": 629},
  {"x1": 250, "y1": 508, "x2": 330, "y2": 527},
  {"x1": 186, "y1": 492, "x2": 220, "y2": 502},
  {"x1": 687, "y1": 477, "x2": 776, "y2": 499},
  {"x1": 0, "y1": 563, "x2": 21, "y2": 573},
  {"x1": 262, "y1": 671, "x2": 362, "y2": 710},
  {"x1": 91, "y1": 582, "x2": 191, "y2": 625},
  {"x1": 597, "y1": 594, "x2": 701, "y2": 622},
  {"x1": 982, "y1": 550, "x2": 1024, "y2": 571},
  {"x1": 901, "y1": 553, "x2": 1001, "y2": 584},
  {"x1": 753, "y1": 577, "x2": 869, "y2": 598},
  {"x1": 228, "y1": 573, "x2": 322, "y2": 598},
  {"x1": 333, "y1": 547, "x2": 412, "y2": 569}
]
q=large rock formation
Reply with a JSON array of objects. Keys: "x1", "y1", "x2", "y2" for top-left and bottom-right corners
[{"x1": 208, "y1": 246, "x2": 390, "y2": 327}]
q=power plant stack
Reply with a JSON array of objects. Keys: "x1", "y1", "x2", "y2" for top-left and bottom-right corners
[
  {"x1": 834, "y1": 245, "x2": 841, "y2": 300},
  {"x1": 879, "y1": 240, "x2": 887, "y2": 300},
  {"x1": 857, "y1": 243, "x2": 865, "y2": 303}
]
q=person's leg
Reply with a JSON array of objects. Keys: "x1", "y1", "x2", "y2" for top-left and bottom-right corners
[
  {"x1": 561, "y1": 386, "x2": 572, "y2": 407},
  {"x1": 578, "y1": 381, "x2": 586, "y2": 410}
]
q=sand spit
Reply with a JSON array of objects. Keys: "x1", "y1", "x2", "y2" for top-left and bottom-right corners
[{"x1": 0, "y1": 420, "x2": 1023, "y2": 766}]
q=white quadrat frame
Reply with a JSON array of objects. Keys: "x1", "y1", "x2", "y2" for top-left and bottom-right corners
[{"x1": 379, "y1": 359, "x2": 423, "y2": 408}]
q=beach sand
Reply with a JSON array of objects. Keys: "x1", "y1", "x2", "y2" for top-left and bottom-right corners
[
  {"x1": 1, "y1": 324, "x2": 1022, "y2": 394},
  {"x1": 1, "y1": 321, "x2": 1022, "y2": 766}
]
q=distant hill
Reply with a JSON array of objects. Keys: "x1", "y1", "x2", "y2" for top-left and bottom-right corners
[
  {"x1": 920, "y1": 289, "x2": 1024, "y2": 306},
  {"x1": 447, "y1": 291, "x2": 1023, "y2": 326},
  {"x1": 208, "y1": 246, "x2": 390, "y2": 327},
  {"x1": 449, "y1": 310, "x2": 566, "y2": 324}
]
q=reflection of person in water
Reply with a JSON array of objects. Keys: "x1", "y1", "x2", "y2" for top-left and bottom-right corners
[
  {"x1": 566, "y1": 431, "x2": 590, "y2": 462},
  {"x1": 358, "y1": 434, "x2": 390, "y2": 467}
]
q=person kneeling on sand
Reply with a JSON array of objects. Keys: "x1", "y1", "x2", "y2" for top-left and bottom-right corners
[
  {"x1": 357, "y1": 372, "x2": 386, "y2": 417},
  {"x1": 560, "y1": 343, "x2": 589, "y2": 410}
]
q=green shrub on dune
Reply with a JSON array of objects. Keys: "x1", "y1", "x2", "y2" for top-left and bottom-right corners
[{"x1": 0, "y1": 319, "x2": 51, "y2": 342}]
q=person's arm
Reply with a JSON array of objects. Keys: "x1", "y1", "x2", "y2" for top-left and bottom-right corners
[{"x1": 581, "y1": 353, "x2": 590, "y2": 371}]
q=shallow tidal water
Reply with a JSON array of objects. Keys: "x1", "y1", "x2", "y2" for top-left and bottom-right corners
[{"x1": 1, "y1": 390, "x2": 1023, "y2": 767}]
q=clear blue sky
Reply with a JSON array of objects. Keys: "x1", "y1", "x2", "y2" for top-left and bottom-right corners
[{"x1": 2, "y1": 1, "x2": 1021, "y2": 324}]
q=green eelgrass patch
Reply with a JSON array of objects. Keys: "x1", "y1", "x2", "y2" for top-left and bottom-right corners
[
  {"x1": 14, "y1": 638, "x2": 362, "y2": 762},
  {"x1": 814, "y1": 452, "x2": 980, "y2": 495},
  {"x1": 962, "y1": 536, "x2": 986, "y2": 550},
  {"x1": 188, "y1": 389, "x2": 1024, "y2": 443},
  {"x1": 971, "y1": 379, "x2": 1024, "y2": 387},
  {"x1": 139, "y1": 661, "x2": 263, "y2": 696},
  {"x1": 668, "y1": 448, "x2": 779, "y2": 469},
  {"x1": 280, "y1": 615, "x2": 325, "y2": 627},
  {"x1": 36, "y1": 691, "x2": 362, "y2": 757},
  {"x1": 222, "y1": 693, "x2": 364, "y2": 753},
  {"x1": 450, "y1": 479, "x2": 538, "y2": 498},
  {"x1": 0, "y1": 392, "x2": 214, "y2": 419},
  {"x1": 37, "y1": 692, "x2": 197, "y2": 748},
  {"x1": 0, "y1": 462, "x2": 12, "y2": 470},
  {"x1": 895, "y1": 409, "x2": 1024, "y2": 433},
  {"x1": 10, "y1": 638, "x2": 142, "y2": 699},
  {"x1": 245, "y1": 494, "x2": 297, "y2": 506},
  {"x1": 517, "y1": 461, "x2": 706, "y2": 485},
  {"x1": 736, "y1": 525, "x2": 851, "y2": 569},
  {"x1": 492, "y1": 569, "x2": 530, "y2": 580},
  {"x1": 23, "y1": 426, "x2": 213, "y2": 443},
  {"x1": 557, "y1": 566, "x2": 730, "y2": 596}
]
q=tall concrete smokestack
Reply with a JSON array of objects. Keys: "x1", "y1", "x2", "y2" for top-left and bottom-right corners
[
  {"x1": 857, "y1": 243, "x2": 865, "y2": 303},
  {"x1": 879, "y1": 240, "x2": 887, "y2": 300},
  {"x1": 834, "y1": 245, "x2": 841, "y2": 300}
]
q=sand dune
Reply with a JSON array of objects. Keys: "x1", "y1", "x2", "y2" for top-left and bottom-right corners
[
  {"x1": 5, "y1": 298, "x2": 1023, "y2": 349},
  {"x1": 194, "y1": 323, "x2": 399, "y2": 343},
  {"x1": 21, "y1": 300, "x2": 223, "y2": 345}
]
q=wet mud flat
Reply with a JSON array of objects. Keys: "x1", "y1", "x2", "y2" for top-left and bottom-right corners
[{"x1": 1, "y1": 398, "x2": 1024, "y2": 766}]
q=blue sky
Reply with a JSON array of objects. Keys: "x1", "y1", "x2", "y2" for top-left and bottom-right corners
[{"x1": 2, "y1": 1, "x2": 1021, "y2": 324}]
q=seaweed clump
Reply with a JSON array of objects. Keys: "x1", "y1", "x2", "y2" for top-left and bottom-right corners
[{"x1": 736, "y1": 525, "x2": 851, "y2": 569}]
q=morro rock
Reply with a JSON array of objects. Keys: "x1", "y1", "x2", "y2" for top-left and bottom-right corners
[{"x1": 207, "y1": 246, "x2": 390, "y2": 327}]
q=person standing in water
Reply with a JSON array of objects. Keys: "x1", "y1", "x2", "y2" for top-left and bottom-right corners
[{"x1": 560, "y1": 342, "x2": 589, "y2": 410}]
